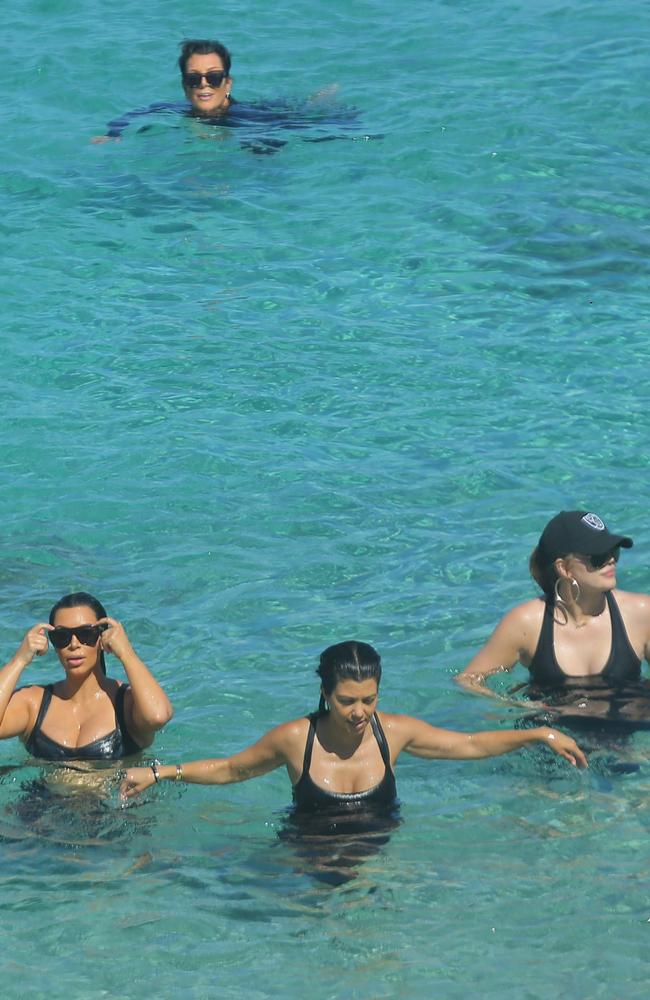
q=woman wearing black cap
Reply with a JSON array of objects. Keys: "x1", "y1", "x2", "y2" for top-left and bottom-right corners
[{"x1": 457, "y1": 511, "x2": 650, "y2": 724}]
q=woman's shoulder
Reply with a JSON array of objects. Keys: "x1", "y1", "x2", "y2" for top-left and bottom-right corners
[
  {"x1": 13, "y1": 685, "x2": 47, "y2": 732},
  {"x1": 496, "y1": 596, "x2": 546, "y2": 633},
  {"x1": 612, "y1": 589, "x2": 650, "y2": 619},
  {"x1": 15, "y1": 683, "x2": 47, "y2": 705},
  {"x1": 262, "y1": 714, "x2": 311, "y2": 748},
  {"x1": 375, "y1": 710, "x2": 421, "y2": 737}
]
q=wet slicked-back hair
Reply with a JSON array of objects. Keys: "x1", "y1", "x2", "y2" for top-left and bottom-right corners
[
  {"x1": 316, "y1": 641, "x2": 382, "y2": 712},
  {"x1": 49, "y1": 592, "x2": 108, "y2": 675},
  {"x1": 178, "y1": 39, "x2": 232, "y2": 76}
]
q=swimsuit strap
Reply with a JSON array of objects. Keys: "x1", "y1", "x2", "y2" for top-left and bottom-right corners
[
  {"x1": 606, "y1": 590, "x2": 622, "y2": 634},
  {"x1": 370, "y1": 713, "x2": 392, "y2": 771},
  {"x1": 114, "y1": 683, "x2": 128, "y2": 732},
  {"x1": 300, "y1": 713, "x2": 318, "y2": 776},
  {"x1": 30, "y1": 684, "x2": 54, "y2": 738}
]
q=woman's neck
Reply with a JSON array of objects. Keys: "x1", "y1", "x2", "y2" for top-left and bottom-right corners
[
  {"x1": 317, "y1": 713, "x2": 367, "y2": 758},
  {"x1": 57, "y1": 669, "x2": 110, "y2": 703},
  {"x1": 563, "y1": 587, "x2": 609, "y2": 626}
]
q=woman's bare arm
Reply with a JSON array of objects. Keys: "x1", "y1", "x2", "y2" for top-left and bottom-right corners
[
  {"x1": 456, "y1": 602, "x2": 542, "y2": 699},
  {"x1": 0, "y1": 624, "x2": 52, "y2": 740},
  {"x1": 388, "y1": 713, "x2": 586, "y2": 768},
  {"x1": 120, "y1": 720, "x2": 303, "y2": 799}
]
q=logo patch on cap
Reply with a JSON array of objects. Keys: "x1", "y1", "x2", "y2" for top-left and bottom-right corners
[{"x1": 582, "y1": 513, "x2": 605, "y2": 531}]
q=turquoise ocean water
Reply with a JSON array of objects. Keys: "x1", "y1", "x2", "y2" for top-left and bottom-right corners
[{"x1": 2, "y1": 0, "x2": 650, "y2": 996}]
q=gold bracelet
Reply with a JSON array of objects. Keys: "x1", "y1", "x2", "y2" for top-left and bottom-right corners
[{"x1": 175, "y1": 763, "x2": 183, "y2": 782}]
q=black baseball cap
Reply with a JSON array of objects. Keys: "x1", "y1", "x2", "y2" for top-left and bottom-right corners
[{"x1": 537, "y1": 510, "x2": 633, "y2": 566}]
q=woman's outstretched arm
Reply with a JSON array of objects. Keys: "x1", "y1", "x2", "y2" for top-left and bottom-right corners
[
  {"x1": 120, "y1": 721, "x2": 301, "y2": 799},
  {"x1": 385, "y1": 713, "x2": 587, "y2": 769}
]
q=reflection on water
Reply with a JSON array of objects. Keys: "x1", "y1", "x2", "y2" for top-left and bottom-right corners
[
  {"x1": 510, "y1": 680, "x2": 650, "y2": 780},
  {"x1": 0, "y1": 762, "x2": 152, "y2": 851},
  {"x1": 515, "y1": 677, "x2": 650, "y2": 733}
]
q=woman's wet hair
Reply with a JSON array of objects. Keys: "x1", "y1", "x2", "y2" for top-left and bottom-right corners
[
  {"x1": 529, "y1": 546, "x2": 557, "y2": 597},
  {"x1": 316, "y1": 641, "x2": 382, "y2": 712},
  {"x1": 178, "y1": 39, "x2": 232, "y2": 76},
  {"x1": 49, "y1": 592, "x2": 108, "y2": 674}
]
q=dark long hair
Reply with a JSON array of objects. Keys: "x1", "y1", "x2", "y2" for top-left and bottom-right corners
[
  {"x1": 49, "y1": 592, "x2": 108, "y2": 675},
  {"x1": 316, "y1": 641, "x2": 382, "y2": 712}
]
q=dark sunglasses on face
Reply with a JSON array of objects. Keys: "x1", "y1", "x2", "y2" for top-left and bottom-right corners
[
  {"x1": 49, "y1": 623, "x2": 108, "y2": 649},
  {"x1": 183, "y1": 71, "x2": 227, "y2": 89},
  {"x1": 584, "y1": 546, "x2": 621, "y2": 570}
]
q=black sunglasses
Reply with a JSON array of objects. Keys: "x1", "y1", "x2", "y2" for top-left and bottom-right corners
[
  {"x1": 49, "y1": 623, "x2": 108, "y2": 649},
  {"x1": 183, "y1": 71, "x2": 227, "y2": 89},
  {"x1": 584, "y1": 546, "x2": 621, "y2": 570}
]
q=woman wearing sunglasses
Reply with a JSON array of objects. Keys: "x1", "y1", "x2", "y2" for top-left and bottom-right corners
[
  {"x1": 92, "y1": 38, "x2": 361, "y2": 152},
  {"x1": 457, "y1": 511, "x2": 650, "y2": 725},
  {"x1": 0, "y1": 592, "x2": 172, "y2": 761}
]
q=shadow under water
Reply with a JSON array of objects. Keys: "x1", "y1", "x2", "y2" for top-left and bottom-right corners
[
  {"x1": 277, "y1": 804, "x2": 402, "y2": 887},
  {"x1": 1, "y1": 762, "x2": 152, "y2": 850},
  {"x1": 513, "y1": 679, "x2": 650, "y2": 776}
]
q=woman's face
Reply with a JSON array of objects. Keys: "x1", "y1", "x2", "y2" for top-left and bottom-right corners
[
  {"x1": 51, "y1": 605, "x2": 102, "y2": 675},
  {"x1": 182, "y1": 52, "x2": 231, "y2": 115},
  {"x1": 326, "y1": 678, "x2": 379, "y2": 736},
  {"x1": 562, "y1": 546, "x2": 620, "y2": 592}
]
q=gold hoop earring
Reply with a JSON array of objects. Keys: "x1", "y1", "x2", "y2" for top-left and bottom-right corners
[{"x1": 555, "y1": 577, "x2": 580, "y2": 605}]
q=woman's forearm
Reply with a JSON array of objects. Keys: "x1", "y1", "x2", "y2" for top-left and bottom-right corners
[
  {"x1": 155, "y1": 758, "x2": 237, "y2": 785},
  {"x1": 468, "y1": 727, "x2": 551, "y2": 757},
  {"x1": 468, "y1": 727, "x2": 586, "y2": 767},
  {"x1": 121, "y1": 757, "x2": 247, "y2": 799}
]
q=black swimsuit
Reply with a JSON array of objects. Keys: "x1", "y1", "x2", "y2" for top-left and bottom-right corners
[
  {"x1": 23, "y1": 684, "x2": 142, "y2": 761},
  {"x1": 104, "y1": 98, "x2": 363, "y2": 154},
  {"x1": 292, "y1": 712, "x2": 397, "y2": 814},
  {"x1": 528, "y1": 591, "x2": 641, "y2": 686}
]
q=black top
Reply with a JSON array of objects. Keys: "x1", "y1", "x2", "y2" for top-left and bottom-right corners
[
  {"x1": 528, "y1": 590, "x2": 641, "y2": 687},
  {"x1": 23, "y1": 684, "x2": 142, "y2": 761},
  {"x1": 292, "y1": 712, "x2": 397, "y2": 814}
]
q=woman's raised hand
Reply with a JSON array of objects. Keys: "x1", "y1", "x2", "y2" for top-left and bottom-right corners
[
  {"x1": 14, "y1": 623, "x2": 53, "y2": 667},
  {"x1": 98, "y1": 617, "x2": 134, "y2": 661}
]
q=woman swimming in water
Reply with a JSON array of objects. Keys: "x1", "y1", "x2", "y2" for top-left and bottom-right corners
[
  {"x1": 456, "y1": 510, "x2": 650, "y2": 727},
  {"x1": 0, "y1": 592, "x2": 172, "y2": 761},
  {"x1": 121, "y1": 640, "x2": 585, "y2": 805}
]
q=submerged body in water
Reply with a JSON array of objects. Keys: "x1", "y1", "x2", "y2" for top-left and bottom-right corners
[
  {"x1": 99, "y1": 97, "x2": 371, "y2": 154},
  {"x1": 94, "y1": 39, "x2": 375, "y2": 153},
  {"x1": 520, "y1": 675, "x2": 650, "y2": 734},
  {"x1": 281, "y1": 709, "x2": 400, "y2": 885}
]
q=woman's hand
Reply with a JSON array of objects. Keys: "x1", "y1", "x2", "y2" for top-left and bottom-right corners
[
  {"x1": 120, "y1": 766, "x2": 156, "y2": 800},
  {"x1": 98, "y1": 617, "x2": 134, "y2": 662},
  {"x1": 13, "y1": 623, "x2": 54, "y2": 668},
  {"x1": 541, "y1": 728, "x2": 588, "y2": 769}
]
